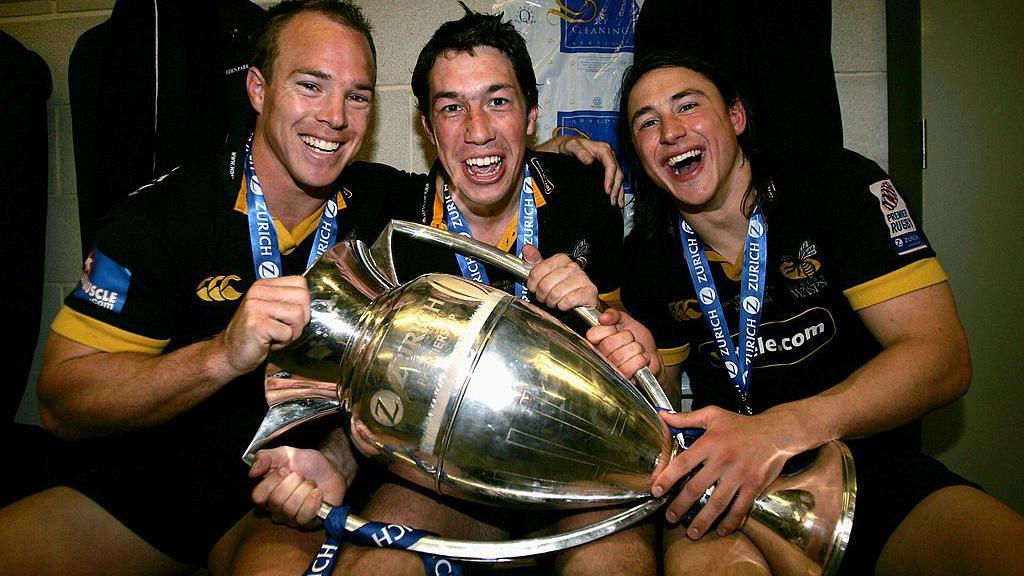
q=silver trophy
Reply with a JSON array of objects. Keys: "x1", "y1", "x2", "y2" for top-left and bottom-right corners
[{"x1": 244, "y1": 221, "x2": 856, "y2": 575}]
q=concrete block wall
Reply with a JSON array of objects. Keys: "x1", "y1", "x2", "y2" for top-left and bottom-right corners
[{"x1": 1, "y1": 0, "x2": 889, "y2": 424}]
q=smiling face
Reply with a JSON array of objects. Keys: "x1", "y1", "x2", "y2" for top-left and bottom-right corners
[
  {"x1": 247, "y1": 11, "x2": 375, "y2": 196},
  {"x1": 421, "y1": 46, "x2": 538, "y2": 218},
  {"x1": 627, "y1": 66, "x2": 749, "y2": 214}
]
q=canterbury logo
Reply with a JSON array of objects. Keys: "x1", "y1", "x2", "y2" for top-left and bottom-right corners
[{"x1": 197, "y1": 275, "x2": 242, "y2": 302}]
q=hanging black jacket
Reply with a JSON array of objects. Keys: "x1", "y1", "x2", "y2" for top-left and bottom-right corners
[{"x1": 70, "y1": 0, "x2": 266, "y2": 255}]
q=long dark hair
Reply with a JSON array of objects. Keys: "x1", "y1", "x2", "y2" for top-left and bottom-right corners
[{"x1": 618, "y1": 52, "x2": 774, "y2": 240}]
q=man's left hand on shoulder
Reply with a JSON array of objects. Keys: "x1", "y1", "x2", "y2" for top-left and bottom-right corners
[{"x1": 536, "y1": 135, "x2": 625, "y2": 207}]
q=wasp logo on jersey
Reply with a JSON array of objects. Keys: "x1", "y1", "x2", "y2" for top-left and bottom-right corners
[
  {"x1": 780, "y1": 241, "x2": 829, "y2": 300},
  {"x1": 669, "y1": 298, "x2": 702, "y2": 322},
  {"x1": 780, "y1": 241, "x2": 821, "y2": 280},
  {"x1": 196, "y1": 275, "x2": 243, "y2": 302},
  {"x1": 571, "y1": 239, "x2": 592, "y2": 270},
  {"x1": 73, "y1": 248, "x2": 131, "y2": 312}
]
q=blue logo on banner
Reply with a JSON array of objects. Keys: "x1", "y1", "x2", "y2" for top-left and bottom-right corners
[
  {"x1": 73, "y1": 248, "x2": 131, "y2": 313},
  {"x1": 555, "y1": 110, "x2": 631, "y2": 193},
  {"x1": 554, "y1": 0, "x2": 639, "y2": 54},
  {"x1": 555, "y1": 110, "x2": 621, "y2": 153}
]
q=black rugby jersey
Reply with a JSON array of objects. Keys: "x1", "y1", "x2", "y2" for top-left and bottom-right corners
[
  {"x1": 623, "y1": 149, "x2": 946, "y2": 425},
  {"x1": 342, "y1": 151, "x2": 624, "y2": 316},
  {"x1": 54, "y1": 138, "x2": 393, "y2": 427}
]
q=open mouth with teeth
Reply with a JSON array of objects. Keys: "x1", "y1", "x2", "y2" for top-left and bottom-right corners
[
  {"x1": 466, "y1": 154, "x2": 501, "y2": 175},
  {"x1": 462, "y1": 153, "x2": 505, "y2": 182},
  {"x1": 667, "y1": 148, "x2": 704, "y2": 178},
  {"x1": 300, "y1": 135, "x2": 341, "y2": 154}
]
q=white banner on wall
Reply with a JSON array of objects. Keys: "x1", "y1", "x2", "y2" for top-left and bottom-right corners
[{"x1": 497, "y1": 0, "x2": 642, "y2": 209}]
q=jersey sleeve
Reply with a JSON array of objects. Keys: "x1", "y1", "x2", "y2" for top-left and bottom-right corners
[
  {"x1": 620, "y1": 231, "x2": 691, "y2": 366},
  {"x1": 55, "y1": 197, "x2": 187, "y2": 354},
  {"x1": 553, "y1": 156, "x2": 624, "y2": 297},
  {"x1": 341, "y1": 161, "x2": 429, "y2": 231},
  {"x1": 827, "y1": 155, "x2": 947, "y2": 310}
]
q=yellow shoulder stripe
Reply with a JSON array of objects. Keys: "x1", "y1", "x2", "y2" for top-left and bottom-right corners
[
  {"x1": 658, "y1": 344, "x2": 689, "y2": 367},
  {"x1": 843, "y1": 258, "x2": 947, "y2": 310},
  {"x1": 51, "y1": 306, "x2": 168, "y2": 355}
]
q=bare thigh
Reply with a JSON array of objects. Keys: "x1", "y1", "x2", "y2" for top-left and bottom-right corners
[
  {"x1": 208, "y1": 509, "x2": 327, "y2": 576},
  {"x1": 338, "y1": 482, "x2": 509, "y2": 576},
  {"x1": 662, "y1": 522, "x2": 770, "y2": 576},
  {"x1": 550, "y1": 507, "x2": 656, "y2": 576},
  {"x1": 0, "y1": 487, "x2": 194, "y2": 576},
  {"x1": 876, "y1": 485, "x2": 1024, "y2": 576}
]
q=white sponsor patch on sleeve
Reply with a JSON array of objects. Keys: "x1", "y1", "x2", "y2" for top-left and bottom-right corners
[{"x1": 868, "y1": 179, "x2": 928, "y2": 255}]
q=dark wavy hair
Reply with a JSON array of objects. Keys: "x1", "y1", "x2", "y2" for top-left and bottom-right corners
[
  {"x1": 412, "y1": 2, "x2": 538, "y2": 124},
  {"x1": 618, "y1": 51, "x2": 773, "y2": 240},
  {"x1": 253, "y1": 0, "x2": 376, "y2": 84}
]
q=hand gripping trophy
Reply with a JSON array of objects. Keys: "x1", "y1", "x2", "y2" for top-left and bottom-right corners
[{"x1": 243, "y1": 220, "x2": 856, "y2": 575}]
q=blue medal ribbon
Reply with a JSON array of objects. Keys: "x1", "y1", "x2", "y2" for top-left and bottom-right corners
[
  {"x1": 441, "y1": 166, "x2": 537, "y2": 300},
  {"x1": 305, "y1": 505, "x2": 462, "y2": 576},
  {"x1": 244, "y1": 137, "x2": 339, "y2": 279},
  {"x1": 677, "y1": 210, "x2": 767, "y2": 414}
]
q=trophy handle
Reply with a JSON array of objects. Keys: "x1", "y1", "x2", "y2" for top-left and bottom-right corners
[
  {"x1": 369, "y1": 220, "x2": 686, "y2": 448},
  {"x1": 242, "y1": 397, "x2": 342, "y2": 465},
  {"x1": 314, "y1": 493, "x2": 669, "y2": 562}
]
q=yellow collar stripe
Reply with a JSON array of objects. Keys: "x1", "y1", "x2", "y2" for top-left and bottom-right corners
[
  {"x1": 432, "y1": 178, "x2": 546, "y2": 253},
  {"x1": 234, "y1": 182, "x2": 346, "y2": 255}
]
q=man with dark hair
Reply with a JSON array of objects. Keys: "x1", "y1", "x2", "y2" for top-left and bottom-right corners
[
  {"x1": 249, "y1": 7, "x2": 654, "y2": 576},
  {"x1": 587, "y1": 51, "x2": 1024, "y2": 576}
]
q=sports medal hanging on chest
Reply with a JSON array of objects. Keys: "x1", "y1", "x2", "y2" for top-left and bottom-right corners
[
  {"x1": 677, "y1": 210, "x2": 767, "y2": 414},
  {"x1": 243, "y1": 136, "x2": 339, "y2": 279},
  {"x1": 440, "y1": 165, "x2": 538, "y2": 300}
]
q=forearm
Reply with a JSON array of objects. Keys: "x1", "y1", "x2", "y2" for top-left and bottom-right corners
[
  {"x1": 533, "y1": 134, "x2": 571, "y2": 153},
  {"x1": 657, "y1": 363, "x2": 683, "y2": 410},
  {"x1": 771, "y1": 336, "x2": 970, "y2": 453},
  {"x1": 319, "y1": 426, "x2": 359, "y2": 489},
  {"x1": 38, "y1": 332, "x2": 240, "y2": 438},
  {"x1": 762, "y1": 284, "x2": 971, "y2": 453}
]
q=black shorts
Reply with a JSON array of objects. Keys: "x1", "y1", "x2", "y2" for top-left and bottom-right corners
[
  {"x1": 66, "y1": 424, "x2": 258, "y2": 565},
  {"x1": 66, "y1": 410, "x2": 348, "y2": 565},
  {"x1": 837, "y1": 449, "x2": 982, "y2": 575}
]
